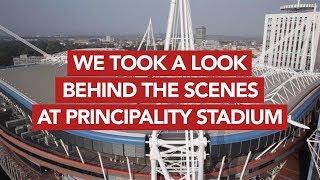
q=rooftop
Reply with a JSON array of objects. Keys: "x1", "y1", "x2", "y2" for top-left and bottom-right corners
[{"x1": 280, "y1": 1, "x2": 316, "y2": 12}]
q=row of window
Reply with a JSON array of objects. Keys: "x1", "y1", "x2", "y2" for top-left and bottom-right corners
[
  {"x1": 263, "y1": 14, "x2": 319, "y2": 71},
  {"x1": 263, "y1": 18, "x2": 315, "y2": 70},
  {"x1": 52, "y1": 131, "x2": 146, "y2": 158},
  {"x1": 210, "y1": 124, "x2": 303, "y2": 159},
  {"x1": 210, "y1": 110, "x2": 315, "y2": 161}
]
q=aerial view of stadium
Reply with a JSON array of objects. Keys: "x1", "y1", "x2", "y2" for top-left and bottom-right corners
[{"x1": 0, "y1": 0, "x2": 320, "y2": 179}]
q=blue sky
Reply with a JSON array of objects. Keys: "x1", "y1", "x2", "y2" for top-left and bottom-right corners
[{"x1": 0, "y1": 0, "x2": 316, "y2": 37}]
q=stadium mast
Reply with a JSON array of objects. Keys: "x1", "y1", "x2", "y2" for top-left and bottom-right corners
[
  {"x1": 149, "y1": 1, "x2": 208, "y2": 180},
  {"x1": 138, "y1": 18, "x2": 157, "y2": 50}
]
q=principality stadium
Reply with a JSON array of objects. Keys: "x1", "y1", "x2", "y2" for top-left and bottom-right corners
[{"x1": 0, "y1": 0, "x2": 320, "y2": 179}]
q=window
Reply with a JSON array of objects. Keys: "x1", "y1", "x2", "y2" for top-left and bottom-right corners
[
  {"x1": 211, "y1": 145, "x2": 220, "y2": 158},
  {"x1": 93, "y1": 140, "x2": 103, "y2": 152},
  {"x1": 102, "y1": 142, "x2": 113, "y2": 154},
  {"x1": 240, "y1": 140, "x2": 251, "y2": 156},
  {"x1": 250, "y1": 138, "x2": 259, "y2": 151},
  {"x1": 83, "y1": 137, "x2": 93, "y2": 149},
  {"x1": 230, "y1": 142, "x2": 241, "y2": 157},
  {"x1": 219, "y1": 144, "x2": 231, "y2": 157},
  {"x1": 76, "y1": 135, "x2": 84, "y2": 148},
  {"x1": 267, "y1": 134, "x2": 275, "y2": 146},
  {"x1": 112, "y1": 143, "x2": 124, "y2": 156},
  {"x1": 259, "y1": 136, "x2": 268, "y2": 150}
]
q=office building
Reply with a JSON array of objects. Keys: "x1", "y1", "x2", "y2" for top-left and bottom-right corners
[
  {"x1": 195, "y1": 26, "x2": 206, "y2": 45},
  {"x1": 261, "y1": 1, "x2": 320, "y2": 72}
]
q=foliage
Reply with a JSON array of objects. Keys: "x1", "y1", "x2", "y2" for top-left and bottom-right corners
[{"x1": 0, "y1": 40, "x2": 111, "y2": 66}]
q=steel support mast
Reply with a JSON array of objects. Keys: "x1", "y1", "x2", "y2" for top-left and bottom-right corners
[
  {"x1": 138, "y1": 18, "x2": 157, "y2": 50},
  {"x1": 307, "y1": 112, "x2": 320, "y2": 179},
  {"x1": 149, "y1": 0, "x2": 207, "y2": 179},
  {"x1": 164, "y1": 0, "x2": 194, "y2": 50}
]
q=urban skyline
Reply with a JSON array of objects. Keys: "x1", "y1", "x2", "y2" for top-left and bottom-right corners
[{"x1": 0, "y1": 0, "x2": 315, "y2": 37}]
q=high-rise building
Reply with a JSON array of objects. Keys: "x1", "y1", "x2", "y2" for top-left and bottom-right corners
[
  {"x1": 105, "y1": 36, "x2": 114, "y2": 42},
  {"x1": 195, "y1": 26, "x2": 206, "y2": 45},
  {"x1": 261, "y1": 1, "x2": 320, "y2": 72}
]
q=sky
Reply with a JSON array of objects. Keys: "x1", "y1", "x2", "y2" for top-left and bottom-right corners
[{"x1": 0, "y1": 0, "x2": 317, "y2": 37}]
